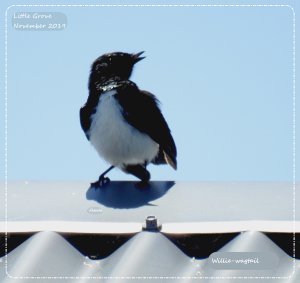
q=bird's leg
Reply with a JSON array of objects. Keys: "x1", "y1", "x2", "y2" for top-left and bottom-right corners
[
  {"x1": 91, "y1": 165, "x2": 115, "y2": 188},
  {"x1": 124, "y1": 164, "x2": 150, "y2": 183}
]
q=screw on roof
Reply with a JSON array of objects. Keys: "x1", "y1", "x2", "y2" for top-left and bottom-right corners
[{"x1": 142, "y1": 215, "x2": 162, "y2": 231}]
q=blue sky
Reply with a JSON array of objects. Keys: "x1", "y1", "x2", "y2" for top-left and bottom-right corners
[{"x1": 1, "y1": 0, "x2": 299, "y2": 182}]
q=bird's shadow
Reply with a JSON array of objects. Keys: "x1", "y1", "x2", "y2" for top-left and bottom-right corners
[{"x1": 86, "y1": 181, "x2": 175, "y2": 209}]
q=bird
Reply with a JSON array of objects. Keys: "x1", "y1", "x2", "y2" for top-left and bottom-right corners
[{"x1": 80, "y1": 51, "x2": 177, "y2": 188}]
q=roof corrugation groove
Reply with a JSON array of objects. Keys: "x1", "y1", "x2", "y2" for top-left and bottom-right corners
[{"x1": 1, "y1": 181, "x2": 299, "y2": 282}]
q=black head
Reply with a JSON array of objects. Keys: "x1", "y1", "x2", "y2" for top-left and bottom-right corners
[{"x1": 91, "y1": 51, "x2": 145, "y2": 82}]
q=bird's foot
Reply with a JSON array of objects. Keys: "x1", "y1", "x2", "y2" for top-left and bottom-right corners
[
  {"x1": 91, "y1": 176, "x2": 110, "y2": 189},
  {"x1": 135, "y1": 180, "x2": 150, "y2": 189}
]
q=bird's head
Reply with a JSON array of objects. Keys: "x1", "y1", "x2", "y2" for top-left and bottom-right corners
[{"x1": 91, "y1": 51, "x2": 145, "y2": 82}]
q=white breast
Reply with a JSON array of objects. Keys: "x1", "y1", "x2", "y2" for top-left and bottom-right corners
[{"x1": 89, "y1": 90, "x2": 159, "y2": 168}]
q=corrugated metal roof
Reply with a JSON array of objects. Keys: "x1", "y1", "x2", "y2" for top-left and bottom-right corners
[
  {"x1": 1, "y1": 181, "x2": 299, "y2": 281},
  {"x1": 1, "y1": 231, "x2": 299, "y2": 282}
]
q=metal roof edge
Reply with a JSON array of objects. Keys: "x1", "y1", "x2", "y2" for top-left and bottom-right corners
[
  {"x1": 1, "y1": 220, "x2": 299, "y2": 234},
  {"x1": 161, "y1": 221, "x2": 300, "y2": 234}
]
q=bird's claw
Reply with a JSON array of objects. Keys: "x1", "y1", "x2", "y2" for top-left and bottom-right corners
[{"x1": 91, "y1": 176, "x2": 110, "y2": 189}]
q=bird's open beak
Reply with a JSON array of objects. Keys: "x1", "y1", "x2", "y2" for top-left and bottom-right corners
[{"x1": 132, "y1": 51, "x2": 146, "y2": 63}]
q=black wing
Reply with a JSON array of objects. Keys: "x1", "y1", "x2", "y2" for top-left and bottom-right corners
[
  {"x1": 80, "y1": 105, "x2": 91, "y2": 140},
  {"x1": 115, "y1": 82, "x2": 177, "y2": 169},
  {"x1": 80, "y1": 92, "x2": 100, "y2": 140}
]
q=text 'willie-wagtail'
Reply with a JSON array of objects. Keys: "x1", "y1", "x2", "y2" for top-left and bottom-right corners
[{"x1": 80, "y1": 52, "x2": 177, "y2": 188}]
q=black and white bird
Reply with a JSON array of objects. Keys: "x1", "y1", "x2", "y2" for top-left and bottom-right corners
[{"x1": 80, "y1": 51, "x2": 177, "y2": 187}]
